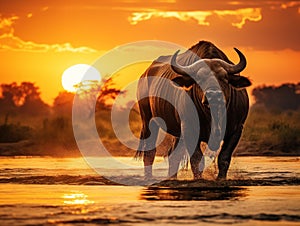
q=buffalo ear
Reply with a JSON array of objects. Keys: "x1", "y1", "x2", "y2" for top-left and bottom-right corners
[
  {"x1": 228, "y1": 74, "x2": 251, "y2": 88},
  {"x1": 172, "y1": 76, "x2": 195, "y2": 88}
]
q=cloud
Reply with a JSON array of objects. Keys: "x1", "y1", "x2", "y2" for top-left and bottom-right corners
[
  {"x1": 280, "y1": 1, "x2": 300, "y2": 10},
  {"x1": 0, "y1": 15, "x2": 18, "y2": 34},
  {"x1": 215, "y1": 8, "x2": 262, "y2": 29},
  {"x1": 130, "y1": 11, "x2": 211, "y2": 26},
  {"x1": 0, "y1": 15, "x2": 97, "y2": 53},
  {"x1": 129, "y1": 8, "x2": 262, "y2": 29},
  {"x1": 125, "y1": 1, "x2": 299, "y2": 51}
]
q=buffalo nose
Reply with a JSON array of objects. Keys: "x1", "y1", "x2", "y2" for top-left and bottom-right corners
[{"x1": 203, "y1": 90, "x2": 224, "y2": 106}]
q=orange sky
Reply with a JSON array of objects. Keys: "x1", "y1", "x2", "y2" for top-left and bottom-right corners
[{"x1": 0, "y1": 0, "x2": 299, "y2": 105}]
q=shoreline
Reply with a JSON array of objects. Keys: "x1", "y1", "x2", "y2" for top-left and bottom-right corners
[{"x1": 0, "y1": 139, "x2": 299, "y2": 158}]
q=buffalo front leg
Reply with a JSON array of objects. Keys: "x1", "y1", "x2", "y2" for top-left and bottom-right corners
[
  {"x1": 217, "y1": 127, "x2": 243, "y2": 180},
  {"x1": 190, "y1": 144, "x2": 204, "y2": 180},
  {"x1": 181, "y1": 118, "x2": 202, "y2": 180},
  {"x1": 168, "y1": 137, "x2": 186, "y2": 179},
  {"x1": 144, "y1": 149, "x2": 156, "y2": 179}
]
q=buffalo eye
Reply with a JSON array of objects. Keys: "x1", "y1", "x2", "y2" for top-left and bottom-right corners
[{"x1": 172, "y1": 76, "x2": 196, "y2": 88}]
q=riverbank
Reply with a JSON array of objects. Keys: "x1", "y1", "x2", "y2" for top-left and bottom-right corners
[{"x1": 0, "y1": 138, "x2": 299, "y2": 157}]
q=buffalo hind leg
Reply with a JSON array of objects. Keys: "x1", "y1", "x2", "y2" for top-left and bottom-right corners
[
  {"x1": 217, "y1": 127, "x2": 243, "y2": 180},
  {"x1": 136, "y1": 97, "x2": 159, "y2": 180},
  {"x1": 141, "y1": 120, "x2": 160, "y2": 179}
]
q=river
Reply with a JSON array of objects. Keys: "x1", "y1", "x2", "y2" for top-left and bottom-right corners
[{"x1": 0, "y1": 156, "x2": 299, "y2": 225}]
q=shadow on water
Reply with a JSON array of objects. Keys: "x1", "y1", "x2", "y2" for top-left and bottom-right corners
[
  {"x1": 140, "y1": 177, "x2": 300, "y2": 201},
  {"x1": 141, "y1": 180, "x2": 247, "y2": 201},
  {"x1": 141, "y1": 177, "x2": 300, "y2": 201}
]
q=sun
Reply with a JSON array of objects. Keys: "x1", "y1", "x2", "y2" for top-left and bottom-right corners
[{"x1": 61, "y1": 64, "x2": 101, "y2": 92}]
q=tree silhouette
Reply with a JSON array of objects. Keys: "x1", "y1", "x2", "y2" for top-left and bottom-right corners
[
  {"x1": 53, "y1": 91, "x2": 75, "y2": 116},
  {"x1": 97, "y1": 78, "x2": 125, "y2": 109},
  {"x1": 18, "y1": 82, "x2": 50, "y2": 116},
  {"x1": 252, "y1": 83, "x2": 300, "y2": 111},
  {"x1": 73, "y1": 78, "x2": 125, "y2": 115},
  {"x1": 0, "y1": 83, "x2": 18, "y2": 124},
  {"x1": 50, "y1": 78, "x2": 125, "y2": 120},
  {"x1": 0, "y1": 82, "x2": 50, "y2": 121}
]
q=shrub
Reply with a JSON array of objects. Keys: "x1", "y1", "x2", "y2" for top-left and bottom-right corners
[{"x1": 0, "y1": 123, "x2": 32, "y2": 143}]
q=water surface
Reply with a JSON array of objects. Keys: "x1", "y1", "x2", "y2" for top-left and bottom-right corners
[{"x1": 0, "y1": 156, "x2": 299, "y2": 225}]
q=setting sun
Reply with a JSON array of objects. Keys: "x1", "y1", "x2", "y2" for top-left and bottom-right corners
[{"x1": 61, "y1": 64, "x2": 101, "y2": 92}]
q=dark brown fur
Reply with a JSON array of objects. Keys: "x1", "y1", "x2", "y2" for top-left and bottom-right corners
[{"x1": 136, "y1": 41, "x2": 250, "y2": 180}]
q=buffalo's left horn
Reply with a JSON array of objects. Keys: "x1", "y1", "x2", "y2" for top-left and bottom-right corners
[{"x1": 214, "y1": 48, "x2": 247, "y2": 74}]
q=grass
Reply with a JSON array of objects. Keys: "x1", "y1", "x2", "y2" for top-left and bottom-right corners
[
  {"x1": 0, "y1": 103, "x2": 299, "y2": 157},
  {"x1": 238, "y1": 105, "x2": 300, "y2": 155}
]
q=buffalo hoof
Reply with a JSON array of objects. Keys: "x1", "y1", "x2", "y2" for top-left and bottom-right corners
[
  {"x1": 216, "y1": 175, "x2": 226, "y2": 181},
  {"x1": 167, "y1": 175, "x2": 178, "y2": 180},
  {"x1": 193, "y1": 173, "x2": 203, "y2": 180},
  {"x1": 144, "y1": 175, "x2": 153, "y2": 181}
]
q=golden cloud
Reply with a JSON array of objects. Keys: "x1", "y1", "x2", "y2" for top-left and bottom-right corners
[
  {"x1": 0, "y1": 15, "x2": 97, "y2": 53},
  {"x1": 129, "y1": 8, "x2": 262, "y2": 29},
  {"x1": 281, "y1": 1, "x2": 300, "y2": 9},
  {"x1": 0, "y1": 15, "x2": 18, "y2": 34},
  {"x1": 130, "y1": 11, "x2": 211, "y2": 26},
  {"x1": 215, "y1": 8, "x2": 262, "y2": 29}
]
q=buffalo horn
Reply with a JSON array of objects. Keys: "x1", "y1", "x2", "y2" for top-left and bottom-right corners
[
  {"x1": 170, "y1": 50, "x2": 194, "y2": 76},
  {"x1": 171, "y1": 48, "x2": 246, "y2": 76},
  {"x1": 213, "y1": 48, "x2": 247, "y2": 74}
]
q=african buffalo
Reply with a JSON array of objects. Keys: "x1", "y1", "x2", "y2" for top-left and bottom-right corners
[{"x1": 136, "y1": 41, "x2": 251, "y2": 180}]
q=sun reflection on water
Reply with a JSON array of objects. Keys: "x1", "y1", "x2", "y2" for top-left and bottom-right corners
[{"x1": 62, "y1": 192, "x2": 94, "y2": 205}]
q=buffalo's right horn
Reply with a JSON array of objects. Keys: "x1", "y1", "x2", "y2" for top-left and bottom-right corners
[{"x1": 170, "y1": 50, "x2": 195, "y2": 76}]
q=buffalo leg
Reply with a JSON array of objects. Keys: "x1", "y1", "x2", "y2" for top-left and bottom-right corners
[
  {"x1": 142, "y1": 121, "x2": 159, "y2": 179},
  {"x1": 182, "y1": 120, "x2": 202, "y2": 180},
  {"x1": 217, "y1": 127, "x2": 243, "y2": 179},
  {"x1": 183, "y1": 133, "x2": 203, "y2": 180},
  {"x1": 190, "y1": 144, "x2": 204, "y2": 180},
  {"x1": 136, "y1": 98, "x2": 159, "y2": 179},
  {"x1": 168, "y1": 137, "x2": 185, "y2": 179},
  {"x1": 144, "y1": 149, "x2": 156, "y2": 179}
]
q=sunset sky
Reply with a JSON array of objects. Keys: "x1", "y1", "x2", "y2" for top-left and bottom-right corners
[{"x1": 0, "y1": 0, "x2": 299, "y2": 105}]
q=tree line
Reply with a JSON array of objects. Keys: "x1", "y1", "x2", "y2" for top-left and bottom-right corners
[
  {"x1": 0, "y1": 80, "x2": 123, "y2": 153},
  {"x1": 252, "y1": 82, "x2": 300, "y2": 111},
  {"x1": 0, "y1": 81, "x2": 299, "y2": 156}
]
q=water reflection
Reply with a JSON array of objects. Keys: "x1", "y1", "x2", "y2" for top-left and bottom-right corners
[
  {"x1": 141, "y1": 186, "x2": 247, "y2": 201},
  {"x1": 62, "y1": 192, "x2": 94, "y2": 205}
]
